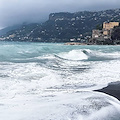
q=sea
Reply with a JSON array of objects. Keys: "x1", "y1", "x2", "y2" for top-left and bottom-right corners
[{"x1": 0, "y1": 41, "x2": 120, "y2": 120}]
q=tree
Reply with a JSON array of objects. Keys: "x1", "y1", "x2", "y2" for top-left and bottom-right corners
[
  {"x1": 111, "y1": 26, "x2": 120, "y2": 40},
  {"x1": 96, "y1": 24, "x2": 102, "y2": 30}
]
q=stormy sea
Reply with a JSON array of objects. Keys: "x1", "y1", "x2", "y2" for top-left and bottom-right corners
[{"x1": 0, "y1": 41, "x2": 120, "y2": 120}]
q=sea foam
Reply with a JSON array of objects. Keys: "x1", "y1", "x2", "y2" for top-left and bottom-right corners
[{"x1": 0, "y1": 42, "x2": 120, "y2": 120}]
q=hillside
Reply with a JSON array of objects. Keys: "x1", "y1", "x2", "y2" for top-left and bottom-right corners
[
  {"x1": 1, "y1": 8, "x2": 120, "y2": 42},
  {"x1": 0, "y1": 24, "x2": 22, "y2": 36},
  {"x1": 111, "y1": 26, "x2": 120, "y2": 44}
]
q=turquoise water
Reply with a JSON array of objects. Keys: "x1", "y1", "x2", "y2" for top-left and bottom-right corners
[
  {"x1": 0, "y1": 41, "x2": 120, "y2": 120},
  {"x1": 0, "y1": 41, "x2": 120, "y2": 62}
]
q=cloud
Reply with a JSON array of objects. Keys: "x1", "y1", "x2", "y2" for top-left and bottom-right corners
[{"x1": 0, "y1": 0, "x2": 119, "y2": 28}]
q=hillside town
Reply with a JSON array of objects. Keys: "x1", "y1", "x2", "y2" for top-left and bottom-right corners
[
  {"x1": 0, "y1": 8, "x2": 120, "y2": 44},
  {"x1": 0, "y1": 21, "x2": 120, "y2": 45},
  {"x1": 89, "y1": 22, "x2": 120, "y2": 45}
]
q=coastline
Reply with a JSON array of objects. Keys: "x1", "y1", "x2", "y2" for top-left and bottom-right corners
[
  {"x1": 64, "y1": 42, "x2": 120, "y2": 45},
  {"x1": 95, "y1": 81, "x2": 120, "y2": 101}
]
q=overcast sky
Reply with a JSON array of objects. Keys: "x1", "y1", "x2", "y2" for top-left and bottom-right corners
[{"x1": 0, "y1": 0, "x2": 119, "y2": 29}]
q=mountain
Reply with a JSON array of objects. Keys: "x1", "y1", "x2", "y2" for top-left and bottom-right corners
[
  {"x1": 0, "y1": 24, "x2": 23, "y2": 36},
  {"x1": 1, "y1": 8, "x2": 120, "y2": 42}
]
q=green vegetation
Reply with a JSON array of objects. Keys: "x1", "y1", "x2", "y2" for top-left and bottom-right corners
[
  {"x1": 96, "y1": 24, "x2": 102, "y2": 30},
  {"x1": 0, "y1": 8, "x2": 120, "y2": 42},
  {"x1": 111, "y1": 26, "x2": 120, "y2": 40}
]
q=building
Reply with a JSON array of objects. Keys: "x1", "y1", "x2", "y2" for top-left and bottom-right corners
[
  {"x1": 91, "y1": 22, "x2": 119, "y2": 44},
  {"x1": 103, "y1": 22, "x2": 119, "y2": 30},
  {"x1": 103, "y1": 22, "x2": 119, "y2": 39},
  {"x1": 92, "y1": 30, "x2": 103, "y2": 39}
]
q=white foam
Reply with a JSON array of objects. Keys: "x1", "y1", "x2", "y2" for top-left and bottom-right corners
[
  {"x1": 0, "y1": 91, "x2": 120, "y2": 120},
  {"x1": 58, "y1": 49, "x2": 88, "y2": 60},
  {"x1": 0, "y1": 44, "x2": 120, "y2": 119}
]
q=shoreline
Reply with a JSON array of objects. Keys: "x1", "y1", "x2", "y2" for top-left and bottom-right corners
[
  {"x1": 95, "y1": 81, "x2": 120, "y2": 101},
  {"x1": 64, "y1": 42, "x2": 120, "y2": 45}
]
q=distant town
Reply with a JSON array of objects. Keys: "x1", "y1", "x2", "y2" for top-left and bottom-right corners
[
  {"x1": 89, "y1": 22, "x2": 120, "y2": 45},
  {"x1": 0, "y1": 8, "x2": 120, "y2": 45}
]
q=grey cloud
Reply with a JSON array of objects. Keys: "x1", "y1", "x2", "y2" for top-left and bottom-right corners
[{"x1": 0, "y1": 0, "x2": 120, "y2": 28}]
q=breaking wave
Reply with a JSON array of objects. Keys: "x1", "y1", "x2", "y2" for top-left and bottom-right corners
[
  {"x1": 54, "y1": 49, "x2": 120, "y2": 62},
  {"x1": 0, "y1": 42, "x2": 120, "y2": 120}
]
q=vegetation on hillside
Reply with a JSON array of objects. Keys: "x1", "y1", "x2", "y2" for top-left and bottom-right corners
[
  {"x1": 111, "y1": 25, "x2": 120, "y2": 40},
  {"x1": 0, "y1": 8, "x2": 120, "y2": 42}
]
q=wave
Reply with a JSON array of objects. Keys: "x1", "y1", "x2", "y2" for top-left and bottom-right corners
[
  {"x1": 54, "y1": 54, "x2": 83, "y2": 61},
  {"x1": 83, "y1": 49, "x2": 120, "y2": 61},
  {"x1": 54, "y1": 50, "x2": 88, "y2": 61},
  {"x1": 54, "y1": 49, "x2": 120, "y2": 62},
  {"x1": 0, "y1": 42, "x2": 120, "y2": 120}
]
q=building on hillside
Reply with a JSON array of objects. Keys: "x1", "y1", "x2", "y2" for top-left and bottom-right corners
[
  {"x1": 92, "y1": 30, "x2": 103, "y2": 39},
  {"x1": 103, "y1": 22, "x2": 119, "y2": 39},
  {"x1": 103, "y1": 22, "x2": 119, "y2": 30},
  {"x1": 91, "y1": 22, "x2": 119, "y2": 44}
]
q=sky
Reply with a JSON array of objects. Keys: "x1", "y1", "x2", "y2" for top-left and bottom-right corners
[{"x1": 0, "y1": 0, "x2": 120, "y2": 29}]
